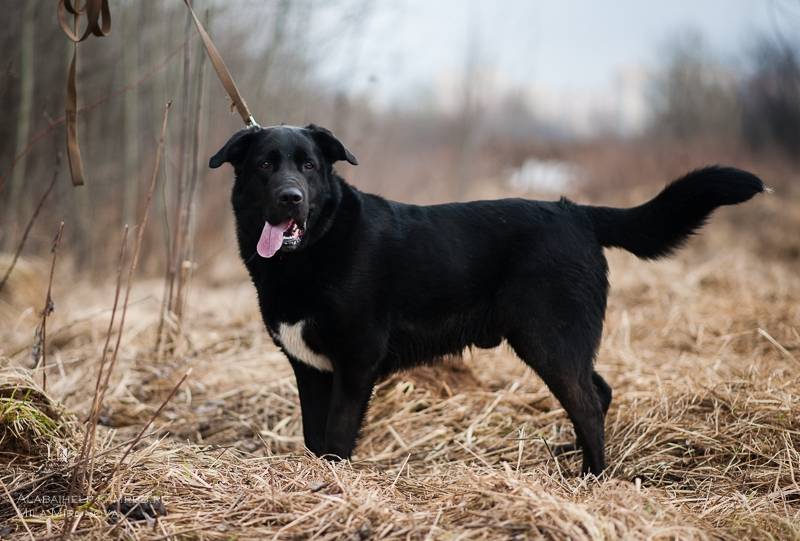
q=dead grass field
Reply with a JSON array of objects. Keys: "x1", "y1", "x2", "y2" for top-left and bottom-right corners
[{"x1": 0, "y1": 192, "x2": 798, "y2": 540}]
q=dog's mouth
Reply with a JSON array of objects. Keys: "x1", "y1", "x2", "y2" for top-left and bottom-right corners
[
  {"x1": 256, "y1": 218, "x2": 306, "y2": 258},
  {"x1": 282, "y1": 220, "x2": 305, "y2": 247}
]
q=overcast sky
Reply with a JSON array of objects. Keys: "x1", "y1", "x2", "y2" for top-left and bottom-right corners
[{"x1": 317, "y1": 0, "x2": 790, "y2": 112}]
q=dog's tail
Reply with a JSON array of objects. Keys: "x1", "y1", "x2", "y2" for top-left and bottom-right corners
[{"x1": 583, "y1": 166, "x2": 765, "y2": 260}]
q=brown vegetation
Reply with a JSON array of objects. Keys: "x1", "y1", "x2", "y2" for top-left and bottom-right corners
[
  {"x1": 1, "y1": 2, "x2": 799, "y2": 539},
  {"x1": 0, "y1": 189, "x2": 797, "y2": 539}
]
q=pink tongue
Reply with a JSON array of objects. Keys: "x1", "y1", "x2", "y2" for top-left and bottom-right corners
[{"x1": 256, "y1": 220, "x2": 292, "y2": 258}]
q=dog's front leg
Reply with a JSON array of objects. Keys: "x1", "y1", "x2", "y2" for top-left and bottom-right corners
[
  {"x1": 323, "y1": 367, "x2": 376, "y2": 460},
  {"x1": 290, "y1": 358, "x2": 333, "y2": 456}
]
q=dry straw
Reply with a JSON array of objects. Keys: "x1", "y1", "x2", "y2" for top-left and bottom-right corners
[{"x1": 0, "y1": 198, "x2": 798, "y2": 539}]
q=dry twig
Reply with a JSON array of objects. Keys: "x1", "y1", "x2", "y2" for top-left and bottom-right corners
[{"x1": 0, "y1": 155, "x2": 61, "y2": 293}]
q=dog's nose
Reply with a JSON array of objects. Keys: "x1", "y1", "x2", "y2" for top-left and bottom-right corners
[{"x1": 278, "y1": 187, "x2": 304, "y2": 206}]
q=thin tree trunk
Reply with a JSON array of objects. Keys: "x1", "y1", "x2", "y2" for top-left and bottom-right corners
[
  {"x1": 176, "y1": 9, "x2": 209, "y2": 320},
  {"x1": 254, "y1": 0, "x2": 292, "y2": 109},
  {"x1": 122, "y1": 2, "x2": 142, "y2": 227},
  {"x1": 7, "y1": 2, "x2": 35, "y2": 248},
  {"x1": 168, "y1": 11, "x2": 193, "y2": 316},
  {"x1": 157, "y1": 10, "x2": 193, "y2": 353}
]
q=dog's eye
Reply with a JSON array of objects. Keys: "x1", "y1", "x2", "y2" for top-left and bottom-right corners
[
  {"x1": 303, "y1": 160, "x2": 315, "y2": 170},
  {"x1": 260, "y1": 161, "x2": 272, "y2": 170}
]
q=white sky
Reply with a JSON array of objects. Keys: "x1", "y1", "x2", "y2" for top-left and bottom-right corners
[{"x1": 317, "y1": 0, "x2": 790, "y2": 113}]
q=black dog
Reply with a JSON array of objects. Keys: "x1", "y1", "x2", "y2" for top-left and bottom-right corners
[{"x1": 210, "y1": 124, "x2": 764, "y2": 474}]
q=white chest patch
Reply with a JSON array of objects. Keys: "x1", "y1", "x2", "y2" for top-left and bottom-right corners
[{"x1": 276, "y1": 321, "x2": 333, "y2": 372}]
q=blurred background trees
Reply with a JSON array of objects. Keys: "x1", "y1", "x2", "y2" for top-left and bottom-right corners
[
  {"x1": 741, "y1": 39, "x2": 800, "y2": 160},
  {"x1": 648, "y1": 30, "x2": 742, "y2": 143},
  {"x1": 0, "y1": 0, "x2": 798, "y2": 278}
]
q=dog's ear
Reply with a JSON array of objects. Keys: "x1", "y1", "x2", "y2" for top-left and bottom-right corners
[
  {"x1": 209, "y1": 127, "x2": 260, "y2": 169},
  {"x1": 305, "y1": 124, "x2": 358, "y2": 166}
]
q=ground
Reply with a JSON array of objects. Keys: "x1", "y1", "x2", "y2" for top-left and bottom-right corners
[{"x1": 0, "y1": 199, "x2": 798, "y2": 540}]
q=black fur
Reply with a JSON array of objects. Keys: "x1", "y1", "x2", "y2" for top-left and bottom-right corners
[
  {"x1": 210, "y1": 125, "x2": 765, "y2": 475},
  {"x1": 585, "y1": 166, "x2": 764, "y2": 259}
]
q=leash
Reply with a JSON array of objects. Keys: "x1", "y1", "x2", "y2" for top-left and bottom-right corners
[
  {"x1": 56, "y1": 0, "x2": 256, "y2": 186},
  {"x1": 182, "y1": 0, "x2": 259, "y2": 128},
  {"x1": 58, "y1": 0, "x2": 111, "y2": 186}
]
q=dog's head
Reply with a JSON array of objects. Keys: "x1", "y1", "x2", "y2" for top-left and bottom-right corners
[{"x1": 209, "y1": 124, "x2": 357, "y2": 258}]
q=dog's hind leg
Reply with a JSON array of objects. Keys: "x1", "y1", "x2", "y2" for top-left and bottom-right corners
[
  {"x1": 593, "y1": 370, "x2": 612, "y2": 415},
  {"x1": 551, "y1": 370, "x2": 612, "y2": 456},
  {"x1": 508, "y1": 331, "x2": 607, "y2": 475}
]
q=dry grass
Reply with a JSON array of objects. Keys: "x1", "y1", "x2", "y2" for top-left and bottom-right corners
[{"x1": 0, "y1": 197, "x2": 798, "y2": 539}]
